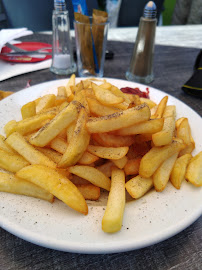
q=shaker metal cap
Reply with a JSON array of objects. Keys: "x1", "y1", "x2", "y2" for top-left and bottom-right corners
[
  {"x1": 54, "y1": 0, "x2": 66, "y2": 11},
  {"x1": 143, "y1": 1, "x2": 157, "y2": 19}
]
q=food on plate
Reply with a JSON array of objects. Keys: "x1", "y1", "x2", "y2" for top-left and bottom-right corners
[
  {"x1": 0, "y1": 75, "x2": 201, "y2": 233},
  {"x1": 0, "y1": 90, "x2": 14, "y2": 100},
  {"x1": 102, "y1": 167, "x2": 125, "y2": 233},
  {"x1": 16, "y1": 165, "x2": 88, "y2": 215},
  {"x1": 185, "y1": 151, "x2": 202, "y2": 187},
  {"x1": 0, "y1": 171, "x2": 54, "y2": 202}
]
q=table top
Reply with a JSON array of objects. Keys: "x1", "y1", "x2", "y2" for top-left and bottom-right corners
[{"x1": 0, "y1": 25, "x2": 201, "y2": 270}]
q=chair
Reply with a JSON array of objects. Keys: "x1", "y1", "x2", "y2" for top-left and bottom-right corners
[
  {"x1": 118, "y1": 0, "x2": 165, "y2": 27},
  {"x1": 1, "y1": 0, "x2": 98, "y2": 31}
]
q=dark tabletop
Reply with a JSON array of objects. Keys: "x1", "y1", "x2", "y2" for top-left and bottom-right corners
[{"x1": 0, "y1": 34, "x2": 201, "y2": 270}]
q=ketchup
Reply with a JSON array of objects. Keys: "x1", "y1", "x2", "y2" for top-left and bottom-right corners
[{"x1": 120, "y1": 87, "x2": 150, "y2": 99}]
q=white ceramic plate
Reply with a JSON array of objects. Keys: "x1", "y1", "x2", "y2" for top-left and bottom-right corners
[{"x1": 0, "y1": 78, "x2": 201, "y2": 254}]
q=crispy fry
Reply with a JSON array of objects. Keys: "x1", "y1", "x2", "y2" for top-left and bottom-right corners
[
  {"x1": 76, "y1": 184, "x2": 100, "y2": 201},
  {"x1": 111, "y1": 156, "x2": 128, "y2": 169},
  {"x1": 92, "y1": 133, "x2": 135, "y2": 147},
  {"x1": 21, "y1": 101, "x2": 36, "y2": 119},
  {"x1": 36, "y1": 94, "x2": 56, "y2": 113},
  {"x1": 29, "y1": 101, "x2": 82, "y2": 147},
  {"x1": 151, "y1": 96, "x2": 168, "y2": 119},
  {"x1": 170, "y1": 153, "x2": 192, "y2": 189},
  {"x1": 185, "y1": 151, "x2": 202, "y2": 187},
  {"x1": 6, "y1": 132, "x2": 56, "y2": 169},
  {"x1": 16, "y1": 164, "x2": 88, "y2": 215},
  {"x1": 0, "y1": 171, "x2": 54, "y2": 202},
  {"x1": 0, "y1": 149, "x2": 29, "y2": 173},
  {"x1": 124, "y1": 158, "x2": 141, "y2": 175},
  {"x1": 152, "y1": 116, "x2": 175, "y2": 146},
  {"x1": 153, "y1": 152, "x2": 178, "y2": 192},
  {"x1": 102, "y1": 167, "x2": 125, "y2": 233},
  {"x1": 87, "y1": 103, "x2": 150, "y2": 133},
  {"x1": 69, "y1": 165, "x2": 111, "y2": 191},
  {"x1": 139, "y1": 140, "x2": 185, "y2": 178},
  {"x1": 116, "y1": 118, "x2": 164, "y2": 136},
  {"x1": 4, "y1": 111, "x2": 56, "y2": 137},
  {"x1": 58, "y1": 108, "x2": 90, "y2": 167},
  {"x1": 125, "y1": 175, "x2": 153, "y2": 199},
  {"x1": 0, "y1": 134, "x2": 16, "y2": 154},
  {"x1": 92, "y1": 83, "x2": 124, "y2": 106},
  {"x1": 87, "y1": 145, "x2": 129, "y2": 160}
]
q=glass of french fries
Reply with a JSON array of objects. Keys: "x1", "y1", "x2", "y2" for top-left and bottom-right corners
[{"x1": 0, "y1": 74, "x2": 201, "y2": 234}]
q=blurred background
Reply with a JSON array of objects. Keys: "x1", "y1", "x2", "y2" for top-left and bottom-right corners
[{"x1": 0, "y1": 0, "x2": 201, "y2": 31}]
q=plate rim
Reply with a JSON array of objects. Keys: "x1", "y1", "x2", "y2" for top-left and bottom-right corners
[{"x1": 0, "y1": 77, "x2": 201, "y2": 254}]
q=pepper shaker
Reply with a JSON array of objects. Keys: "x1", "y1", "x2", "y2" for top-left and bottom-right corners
[
  {"x1": 126, "y1": 1, "x2": 157, "y2": 84},
  {"x1": 50, "y1": 0, "x2": 76, "y2": 75}
]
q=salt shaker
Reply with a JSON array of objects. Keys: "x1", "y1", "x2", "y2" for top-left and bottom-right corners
[
  {"x1": 126, "y1": 1, "x2": 157, "y2": 84},
  {"x1": 50, "y1": 0, "x2": 76, "y2": 75}
]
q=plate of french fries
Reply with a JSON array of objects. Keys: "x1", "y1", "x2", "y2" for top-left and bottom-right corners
[{"x1": 0, "y1": 75, "x2": 201, "y2": 254}]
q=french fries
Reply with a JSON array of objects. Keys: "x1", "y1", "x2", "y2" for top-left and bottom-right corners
[
  {"x1": 0, "y1": 171, "x2": 54, "y2": 202},
  {"x1": 139, "y1": 140, "x2": 185, "y2": 178},
  {"x1": 0, "y1": 75, "x2": 201, "y2": 234},
  {"x1": 125, "y1": 175, "x2": 153, "y2": 199},
  {"x1": 102, "y1": 167, "x2": 125, "y2": 233},
  {"x1": 16, "y1": 165, "x2": 88, "y2": 215}
]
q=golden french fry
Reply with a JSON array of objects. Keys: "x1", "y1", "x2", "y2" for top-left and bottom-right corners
[
  {"x1": 57, "y1": 86, "x2": 67, "y2": 97},
  {"x1": 163, "y1": 105, "x2": 176, "y2": 118},
  {"x1": 87, "y1": 97, "x2": 121, "y2": 116},
  {"x1": 87, "y1": 145, "x2": 129, "y2": 160},
  {"x1": 153, "y1": 152, "x2": 178, "y2": 192},
  {"x1": 100, "y1": 82, "x2": 112, "y2": 90},
  {"x1": 116, "y1": 118, "x2": 164, "y2": 136},
  {"x1": 152, "y1": 116, "x2": 175, "y2": 146},
  {"x1": 0, "y1": 149, "x2": 29, "y2": 173},
  {"x1": 68, "y1": 165, "x2": 111, "y2": 191},
  {"x1": 96, "y1": 161, "x2": 114, "y2": 177},
  {"x1": 54, "y1": 96, "x2": 67, "y2": 106},
  {"x1": 66, "y1": 74, "x2": 75, "y2": 101},
  {"x1": 6, "y1": 132, "x2": 56, "y2": 169},
  {"x1": 176, "y1": 118, "x2": 191, "y2": 145},
  {"x1": 124, "y1": 158, "x2": 141, "y2": 175},
  {"x1": 92, "y1": 133, "x2": 135, "y2": 147},
  {"x1": 36, "y1": 147, "x2": 62, "y2": 164},
  {"x1": 21, "y1": 101, "x2": 36, "y2": 119},
  {"x1": 0, "y1": 90, "x2": 13, "y2": 100},
  {"x1": 36, "y1": 94, "x2": 56, "y2": 113},
  {"x1": 58, "y1": 108, "x2": 90, "y2": 168},
  {"x1": 185, "y1": 151, "x2": 202, "y2": 187},
  {"x1": 92, "y1": 83, "x2": 124, "y2": 106},
  {"x1": 0, "y1": 171, "x2": 54, "y2": 202},
  {"x1": 125, "y1": 175, "x2": 153, "y2": 199},
  {"x1": 139, "y1": 140, "x2": 185, "y2": 178},
  {"x1": 4, "y1": 111, "x2": 56, "y2": 137},
  {"x1": 78, "y1": 151, "x2": 99, "y2": 165},
  {"x1": 170, "y1": 153, "x2": 192, "y2": 189},
  {"x1": 111, "y1": 156, "x2": 128, "y2": 169},
  {"x1": 179, "y1": 142, "x2": 195, "y2": 156},
  {"x1": 0, "y1": 134, "x2": 16, "y2": 154},
  {"x1": 140, "y1": 97, "x2": 156, "y2": 109},
  {"x1": 76, "y1": 184, "x2": 100, "y2": 201},
  {"x1": 16, "y1": 164, "x2": 88, "y2": 215},
  {"x1": 102, "y1": 167, "x2": 125, "y2": 233},
  {"x1": 151, "y1": 96, "x2": 168, "y2": 119},
  {"x1": 87, "y1": 103, "x2": 150, "y2": 133},
  {"x1": 50, "y1": 137, "x2": 67, "y2": 154},
  {"x1": 29, "y1": 101, "x2": 82, "y2": 147}
]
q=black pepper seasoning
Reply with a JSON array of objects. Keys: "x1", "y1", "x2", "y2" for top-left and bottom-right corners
[{"x1": 126, "y1": 1, "x2": 157, "y2": 84}]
